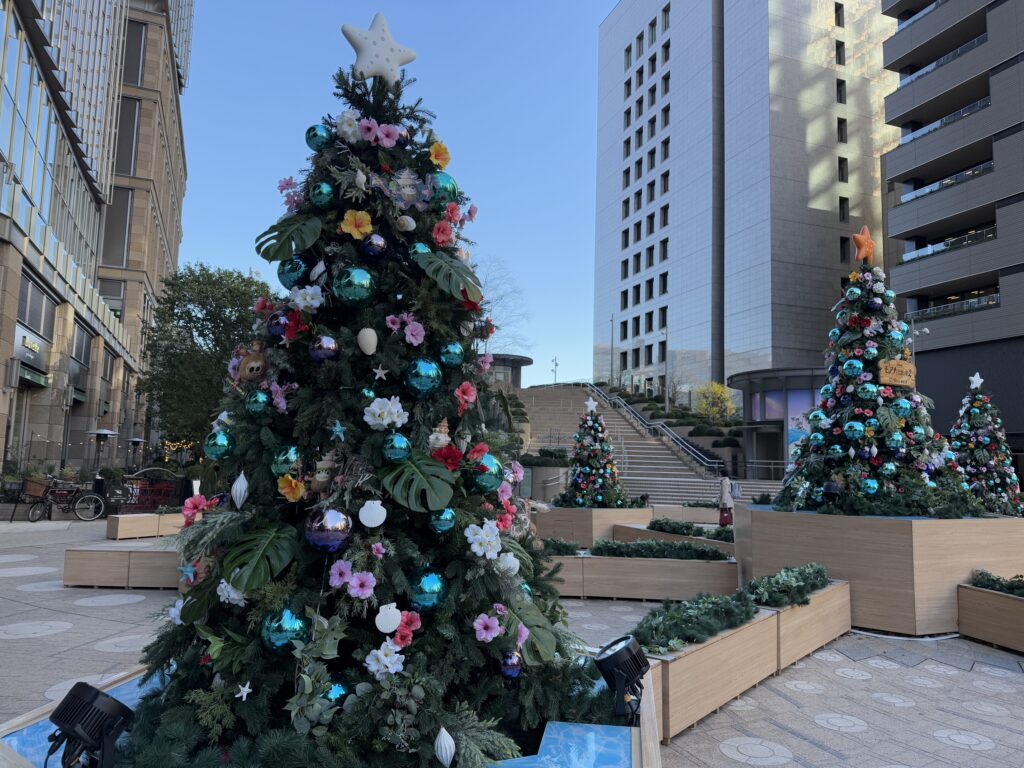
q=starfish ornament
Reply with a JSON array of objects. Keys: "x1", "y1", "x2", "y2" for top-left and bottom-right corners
[
  {"x1": 341, "y1": 13, "x2": 416, "y2": 86},
  {"x1": 330, "y1": 420, "x2": 347, "y2": 442},
  {"x1": 852, "y1": 225, "x2": 875, "y2": 266},
  {"x1": 373, "y1": 365, "x2": 388, "y2": 381},
  {"x1": 178, "y1": 564, "x2": 196, "y2": 584},
  {"x1": 584, "y1": 397, "x2": 598, "y2": 414},
  {"x1": 235, "y1": 681, "x2": 252, "y2": 702},
  {"x1": 969, "y1": 372, "x2": 984, "y2": 390}
]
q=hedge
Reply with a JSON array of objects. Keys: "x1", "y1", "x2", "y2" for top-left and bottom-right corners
[
  {"x1": 648, "y1": 518, "x2": 734, "y2": 542},
  {"x1": 971, "y1": 569, "x2": 1024, "y2": 598},
  {"x1": 745, "y1": 563, "x2": 829, "y2": 607},
  {"x1": 589, "y1": 538, "x2": 730, "y2": 561},
  {"x1": 631, "y1": 591, "x2": 757, "y2": 653},
  {"x1": 542, "y1": 538, "x2": 580, "y2": 556}
]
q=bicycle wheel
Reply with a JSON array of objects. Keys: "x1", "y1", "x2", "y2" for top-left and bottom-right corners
[
  {"x1": 74, "y1": 493, "x2": 105, "y2": 521},
  {"x1": 27, "y1": 502, "x2": 47, "y2": 522}
]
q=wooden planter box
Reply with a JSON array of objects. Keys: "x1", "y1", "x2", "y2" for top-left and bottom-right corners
[
  {"x1": 549, "y1": 555, "x2": 585, "y2": 597},
  {"x1": 958, "y1": 584, "x2": 1024, "y2": 654},
  {"x1": 157, "y1": 514, "x2": 187, "y2": 536},
  {"x1": 550, "y1": 556, "x2": 737, "y2": 600},
  {"x1": 652, "y1": 609, "x2": 778, "y2": 742},
  {"x1": 652, "y1": 504, "x2": 720, "y2": 525},
  {"x1": 738, "y1": 505, "x2": 1024, "y2": 635},
  {"x1": 613, "y1": 523, "x2": 735, "y2": 557},
  {"x1": 768, "y1": 581, "x2": 851, "y2": 669},
  {"x1": 534, "y1": 507, "x2": 652, "y2": 547},
  {"x1": 128, "y1": 550, "x2": 180, "y2": 588},
  {"x1": 64, "y1": 547, "x2": 180, "y2": 589},
  {"x1": 107, "y1": 513, "x2": 191, "y2": 539}
]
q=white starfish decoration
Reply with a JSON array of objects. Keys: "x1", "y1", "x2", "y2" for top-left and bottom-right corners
[
  {"x1": 373, "y1": 365, "x2": 388, "y2": 381},
  {"x1": 235, "y1": 681, "x2": 252, "y2": 702},
  {"x1": 969, "y1": 371, "x2": 984, "y2": 390},
  {"x1": 584, "y1": 397, "x2": 598, "y2": 414},
  {"x1": 342, "y1": 14, "x2": 416, "y2": 86}
]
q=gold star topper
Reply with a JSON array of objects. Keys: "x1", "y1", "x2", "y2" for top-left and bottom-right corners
[{"x1": 853, "y1": 225, "x2": 875, "y2": 267}]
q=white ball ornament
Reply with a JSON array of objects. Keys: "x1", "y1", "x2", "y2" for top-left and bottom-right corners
[
  {"x1": 358, "y1": 499, "x2": 387, "y2": 528},
  {"x1": 434, "y1": 727, "x2": 456, "y2": 768},
  {"x1": 357, "y1": 328, "x2": 378, "y2": 355},
  {"x1": 396, "y1": 215, "x2": 416, "y2": 232},
  {"x1": 497, "y1": 552, "x2": 520, "y2": 576},
  {"x1": 375, "y1": 602, "x2": 402, "y2": 634}
]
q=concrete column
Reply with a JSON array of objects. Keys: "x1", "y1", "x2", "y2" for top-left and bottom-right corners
[
  {"x1": 710, "y1": 0, "x2": 725, "y2": 384},
  {"x1": 0, "y1": 249, "x2": 20, "y2": 470}
]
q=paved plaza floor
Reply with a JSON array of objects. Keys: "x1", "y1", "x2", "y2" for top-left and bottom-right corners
[{"x1": 1, "y1": 524, "x2": 1023, "y2": 767}]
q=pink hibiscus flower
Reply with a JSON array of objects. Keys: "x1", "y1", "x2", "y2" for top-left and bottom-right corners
[
  {"x1": 493, "y1": 603, "x2": 507, "y2": 617},
  {"x1": 385, "y1": 315, "x2": 402, "y2": 333},
  {"x1": 466, "y1": 204, "x2": 478, "y2": 222},
  {"x1": 467, "y1": 442, "x2": 489, "y2": 462},
  {"x1": 477, "y1": 353, "x2": 493, "y2": 373},
  {"x1": 516, "y1": 622, "x2": 529, "y2": 649},
  {"x1": 509, "y1": 461, "x2": 525, "y2": 484},
  {"x1": 445, "y1": 202, "x2": 461, "y2": 223},
  {"x1": 182, "y1": 495, "x2": 214, "y2": 527},
  {"x1": 329, "y1": 559, "x2": 353, "y2": 589},
  {"x1": 455, "y1": 381, "x2": 478, "y2": 416},
  {"x1": 473, "y1": 613, "x2": 504, "y2": 643},
  {"x1": 404, "y1": 321, "x2": 426, "y2": 346},
  {"x1": 347, "y1": 571, "x2": 376, "y2": 599},
  {"x1": 400, "y1": 611, "x2": 421, "y2": 632},
  {"x1": 277, "y1": 177, "x2": 297, "y2": 193},
  {"x1": 371, "y1": 542, "x2": 386, "y2": 559},
  {"x1": 284, "y1": 191, "x2": 304, "y2": 213},
  {"x1": 358, "y1": 118, "x2": 380, "y2": 144},
  {"x1": 432, "y1": 220, "x2": 454, "y2": 248},
  {"x1": 497, "y1": 482, "x2": 513, "y2": 502},
  {"x1": 377, "y1": 124, "x2": 400, "y2": 148}
]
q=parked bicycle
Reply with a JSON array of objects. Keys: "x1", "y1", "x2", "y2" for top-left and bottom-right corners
[{"x1": 27, "y1": 477, "x2": 107, "y2": 522}]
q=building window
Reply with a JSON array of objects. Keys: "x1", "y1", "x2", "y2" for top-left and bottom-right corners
[
  {"x1": 72, "y1": 323, "x2": 93, "y2": 367},
  {"x1": 646, "y1": 245, "x2": 655, "y2": 267},
  {"x1": 115, "y1": 97, "x2": 140, "y2": 176},
  {"x1": 839, "y1": 236, "x2": 851, "y2": 263},
  {"x1": 837, "y1": 117, "x2": 848, "y2": 143},
  {"x1": 620, "y1": 290, "x2": 628, "y2": 310},
  {"x1": 636, "y1": 32, "x2": 644, "y2": 56},
  {"x1": 624, "y1": 79, "x2": 632, "y2": 99},
  {"x1": 661, "y1": 137, "x2": 670, "y2": 161},
  {"x1": 838, "y1": 156, "x2": 849, "y2": 182},
  {"x1": 636, "y1": 67, "x2": 644, "y2": 89},
  {"x1": 662, "y1": 40, "x2": 670, "y2": 62},
  {"x1": 660, "y1": 204, "x2": 669, "y2": 227},
  {"x1": 623, "y1": 138, "x2": 631, "y2": 159},
  {"x1": 624, "y1": 44, "x2": 633, "y2": 71},
  {"x1": 645, "y1": 278, "x2": 654, "y2": 300},
  {"x1": 661, "y1": 104, "x2": 670, "y2": 128},
  {"x1": 632, "y1": 316, "x2": 641, "y2": 336},
  {"x1": 648, "y1": 54, "x2": 657, "y2": 77},
  {"x1": 632, "y1": 348, "x2": 641, "y2": 368},
  {"x1": 632, "y1": 284, "x2": 641, "y2": 305},
  {"x1": 620, "y1": 320, "x2": 628, "y2": 341},
  {"x1": 622, "y1": 168, "x2": 630, "y2": 189},
  {"x1": 17, "y1": 274, "x2": 57, "y2": 340},
  {"x1": 620, "y1": 351, "x2": 628, "y2": 371},
  {"x1": 622, "y1": 199, "x2": 630, "y2": 219},
  {"x1": 634, "y1": 189, "x2": 642, "y2": 210},
  {"x1": 620, "y1": 259, "x2": 629, "y2": 279},
  {"x1": 659, "y1": 238, "x2": 669, "y2": 261},
  {"x1": 646, "y1": 181, "x2": 655, "y2": 203},
  {"x1": 646, "y1": 213, "x2": 655, "y2": 235},
  {"x1": 633, "y1": 221, "x2": 642, "y2": 241},
  {"x1": 623, "y1": 109, "x2": 632, "y2": 129},
  {"x1": 99, "y1": 278, "x2": 125, "y2": 318},
  {"x1": 102, "y1": 187, "x2": 132, "y2": 266},
  {"x1": 645, "y1": 311, "x2": 654, "y2": 333},
  {"x1": 635, "y1": 96, "x2": 644, "y2": 117},
  {"x1": 123, "y1": 20, "x2": 147, "y2": 86},
  {"x1": 621, "y1": 229, "x2": 629, "y2": 250},
  {"x1": 835, "y1": 40, "x2": 846, "y2": 66},
  {"x1": 101, "y1": 349, "x2": 116, "y2": 382},
  {"x1": 658, "y1": 306, "x2": 667, "y2": 328},
  {"x1": 834, "y1": 2, "x2": 844, "y2": 27},
  {"x1": 635, "y1": 127, "x2": 643, "y2": 148},
  {"x1": 648, "y1": 19, "x2": 657, "y2": 44},
  {"x1": 836, "y1": 79, "x2": 846, "y2": 104},
  {"x1": 645, "y1": 345, "x2": 654, "y2": 365},
  {"x1": 661, "y1": 72, "x2": 670, "y2": 96},
  {"x1": 647, "y1": 149, "x2": 656, "y2": 171},
  {"x1": 661, "y1": 171, "x2": 670, "y2": 195},
  {"x1": 839, "y1": 196, "x2": 850, "y2": 222},
  {"x1": 633, "y1": 252, "x2": 641, "y2": 273},
  {"x1": 659, "y1": 271, "x2": 668, "y2": 295},
  {"x1": 662, "y1": 3, "x2": 671, "y2": 29},
  {"x1": 658, "y1": 340, "x2": 666, "y2": 362},
  {"x1": 635, "y1": 159, "x2": 643, "y2": 179},
  {"x1": 647, "y1": 116, "x2": 656, "y2": 139}
]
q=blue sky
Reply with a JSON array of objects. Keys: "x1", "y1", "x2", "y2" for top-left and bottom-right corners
[{"x1": 179, "y1": 1, "x2": 617, "y2": 387}]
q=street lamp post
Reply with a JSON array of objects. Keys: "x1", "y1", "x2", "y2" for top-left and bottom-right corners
[
  {"x1": 609, "y1": 314, "x2": 615, "y2": 387},
  {"x1": 909, "y1": 318, "x2": 930, "y2": 365},
  {"x1": 662, "y1": 326, "x2": 669, "y2": 413},
  {"x1": 551, "y1": 357, "x2": 559, "y2": 384}
]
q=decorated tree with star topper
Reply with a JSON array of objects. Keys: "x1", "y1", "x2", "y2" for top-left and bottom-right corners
[
  {"x1": 120, "y1": 15, "x2": 608, "y2": 768},
  {"x1": 949, "y1": 372, "x2": 1023, "y2": 516},
  {"x1": 552, "y1": 399, "x2": 643, "y2": 509},
  {"x1": 776, "y1": 227, "x2": 976, "y2": 517}
]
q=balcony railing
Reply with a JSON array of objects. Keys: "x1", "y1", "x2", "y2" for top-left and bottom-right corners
[
  {"x1": 900, "y1": 96, "x2": 991, "y2": 144},
  {"x1": 897, "y1": 33, "x2": 988, "y2": 89},
  {"x1": 905, "y1": 292, "x2": 1000, "y2": 322},
  {"x1": 901, "y1": 225, "x2": 996, "y2": 262},
  {"x1": 896, "y1": 0, "x2": 950, "y2": 31},
  {"x1": 898, "y1": 159, "x2": 993, "y2": 204}
]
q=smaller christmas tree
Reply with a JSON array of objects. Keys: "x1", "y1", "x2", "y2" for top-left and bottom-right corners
[
  {"x1": 949, "y1": 372, "x2": 1023, "y2": 516},
  {"x1": 553, "y1": 398, "x2": 642, "y2": 508}
]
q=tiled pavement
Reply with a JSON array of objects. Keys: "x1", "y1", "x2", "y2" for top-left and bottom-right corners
[{"x1": 2, "y1": 525, "x2": 1024, "y2": 767}]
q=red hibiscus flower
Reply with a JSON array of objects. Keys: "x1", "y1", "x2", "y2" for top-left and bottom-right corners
[
  {"x1": 460, "y1": 288, "x2": 482, "y2": 312},
  {"x1": 400, "y1": 610, "x2": 421, "y2": 632},
  {"x1": 495, "y1": 512, "x2": 513, "y2": 532},
  {"x1": 392, "y1": 626, "x2": 413, "y2": 648},
  {"x1": 283, "y1": 309, "x2": 309, "y2": 341},
  {"x1": 432, "y1": 445, "x2": 463, "y2": 471},
  {"x1": 467, "y1": 442, "x2": 489, "y2": 462}
]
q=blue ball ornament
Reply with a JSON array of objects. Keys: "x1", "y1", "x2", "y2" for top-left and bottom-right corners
[
  {"x1": 430, "y1": 507, "x2": 457, "y2": 534},
  {"x1": 886, "y1": 432, "x2": 904, "y2": 449},
  {"x1": 203, "y1": 430, "x2": 234, "y2": 460},
  {"x1": 960, "y1": 482, "x2": 971, "y2": 491},
  {"x1": 836, "y1": 310, "x2": 849, "y2": 326},
  {"x1": 382, "y1": 433, "x2": 412, "y2": 463},
  {"x1": 862, "y1": 346, "x2": 879, "y2": 360},
  {"x1": 245, "y1": 390, "x2": 270, "y2": 415},
  {"x1": 309, "y1": 335, "x2": 340, "y2": 362},
  {"x1": 361, "y1": 233, "x2": 387, "y2": 257},
  {"x1": 431, "y1": 172, "x2": 460, "y2": 206},
  {"x1": 409, "y1": 242, "x2": 432, "y2": 257},
  {"x1": 845, "y1": 286, "x2": 862, "y2": 301},
  {"x1": 911, "y1": 425, "x2": 926, "y2": 441},
  {"x1": 828, "y1": 365, "x2": 840, "y2": 379},
  {"x1": 305, "y1": 124, "x2": 332, "y2": 151},
  {"x1": 470, "y1": 454, "x2": 504, "y2": 492},
  {"x1": 884, "y1": 290, "x2": 895, "y2": 303},
  {"x1": 899, "y1": 322, "x2": 910, "y2": 334},
  {"x1": 277, "y1": 257, "x2": 308, "y2": 289},
  {"x1": 880, "y1": 462, "x2": 897, "y2": 478},
  {"x1": 857, "y1": 383, "x2": 878, "y2": 400},
  {"x1": 304, "y1": 508, "x2": 352, "y2": 552},
  {"x1": 271, "y1": 446, "x2": 300, "y2": 476},
  {"x1": 840, "y1": 394, "x2": 853, "y2": 406},
  {"x1": 332, "y1": 267, "x2": 374, "y2": 306},
  {"x1": 820, "y1": 384, "x2": 835, "y2": 399},
  {"x1": 324, "y1": 676, "x2": 349, "y2": 703},
  {"x1": 861, "y1": 478, "x2": 879, "y2": 495},
  {"x1": 501, "y1": 650, "x2": 524, "y2": 680},
  {"x1": 266, "y1": 311, "x2": 289, "y2": 338},
  {"x1": 438, "y1": 342, "x2": 464, "y2": 367},
  {"x1": 808, "y1": 410, "x2": 827, "y2": 427},
  {"x1": 308, "y1": 182, "x2": 334, "y2": 208},
  {"x1": 865, "y1": 418, "x2": 880, "y2": 430},
  {"x1": 892, "y1": 399, "x2": 912, "y2": 418},
  {"x1": 404, "y1": 358, "x2": 443, "y2": 397},
  {"x1": 843, "y1": 421, "x2": 865, "y2": 440},
  {"x1": 887, "y1": 330, "x2": 904, "y2": 345},
  {"x1": 409, "y1": 568, "x2": 447, "y2": 612},
  {"x1": 842, "y1": 359, "x2": 864, "y2": 377},
  {"x1": 809, "y1": 432, "x2": 826, "y2": 447},
  {"x1": 261, "y1": 607, "x2": 311, "y2": 654},
  {"x1": 828, "y1": 328, "x2": 841, "y2": 343}
]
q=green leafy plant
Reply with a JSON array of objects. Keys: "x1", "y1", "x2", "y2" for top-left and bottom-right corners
[
  {"x1": 541, "y1": 538, "x2": 579, "y2": 555},
  {"x1": 971, "y1": 569, "x2": 1024, "y2": 598},
  {"x1": 711, "y1": 437, "x2": 740, "y2": 448},
  {"x1": 752, "y1": 492, "x2": 773, "y2": 505},
  {"x1": 255, "y1": 216, "x2": 323, "y2": 262},
  {"x1": 647, "y1": 518, "x2": 702, "y2": 536},
  {"x1": 381, "y1": 452, "x2": 454, "y2": 513},
  {"x1": 704, "y1": 525, "x2": 734, "y2": 542},
  {"x1": 745, "y1": 563, "x2": 829, "y2": 607},
  {"x1": 589, "y1": 538, "x2": 729, "y2": 561},
  {"x1": 221, "y1": 525, "x2": 301, "y2": 592},
  {"x1": 631, "y1": 591, "x2": 756, "y2": 653},
  {"x1": 410, "y1": 249, "x2": 483, "y2": 304},
  {"x1": 688, "y1": 425, "x2": 725, "y2": 437}
]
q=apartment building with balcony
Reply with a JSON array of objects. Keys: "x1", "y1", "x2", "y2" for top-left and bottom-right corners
[
  {"x1": 0, "y1": 0, "x2": 193, "y2": 472},
  {"x1": 881, "y1": 0, "x2": 1024, "y2": 440}
]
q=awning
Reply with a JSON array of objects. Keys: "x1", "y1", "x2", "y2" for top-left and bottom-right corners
[
  {"x1": 19, "y1": 367, "x2": 48, "y2": 388},
  {"x1": 73, "y1": 388, "x2": 87, "y2": 403}
]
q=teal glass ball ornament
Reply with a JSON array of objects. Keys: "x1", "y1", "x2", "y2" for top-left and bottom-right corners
[
  {"x1": 430, "y1": 507, "x2": 457, "y2": 534},
  {"x1": 927, "y1": 480, "x2": 937, "y2": 488},
  {"x1": 836, "y1": 310, "x2": 849, "y2": 326},
  {"x1": 899, "y1": 321, "x2": 910, "y2": 334},
  {"x1": 438, "y1": 342, "x2": 464, "y2": 367},
  {"x1": 857, "y1": 383, "x2": 878, "y2": 400},
  {"x1": 886, "y1": 432, "x2": 904, "y2": 449},
  {"x1": 842, "y1": 359, "x2": 863, "y2": 377},
  {"x1": 820, "y1": 384, "x2": 835, "y2": 399},
  {"x1": 361, "y1": 388, "x2": 376, "y2": 400},
  {"x1": 404, "y1": 358, "x2": 443, "y2": 397},
  {"x1": 332, "y1": 266, "x2": 374, "y2": 306},
  {"x1": 808, "y1": 410, "x2": 827, "y2": 427},
  {"x1": 409, "y1": 242, "x2": 431, "y2": 258},
  {"x1": 809, "y1": 432, "x2": 826, "y2": 447},
  {"x1": 866, "y1": 418, "x2": 880, "y2": 430},
  {"x1": 843, "y1": 421, "x2": 865, "y2": 440},
  {"x1": 245, "y1": 390, "x2": 270, "y2": 415},
  {"x1": 884, "y1": 290, "x2": 895, "y2": 303},
  {"x1": 324, "y1": 675, "x2": 349, "y2": 703},
  {"x1": 861, "y1": 478, "x2": 879, "y2": 495},
  {"x1": 520, "y1": 582, "x2": 533, "y2": 600},
  {"x1": 887, "y1": 330, "x2": 904, "y2": 345},
  {"x1": 409, "y1": 568, "x2": 447, "y2": 612},
  {"x1": 203, "y1": 430, "x2": 234, "y2": 460},
  {"x1": 277, "y1": 257, "x2": 308, "y2": 289},
  {"x1": 308, "y1": 181, "x2": 334, "y2": 208},
  {"x1": 912, "y1": 425, "x2": 926, "y2": 441},
  {"x1": 790, "y1": 447, "x2": 801, "y2": 460},
  {"x1": 892, "y1": 398, "x2": 912, "y2": 418},
  {"x1": 880, "y1": 462, "x2": 898, "y2": 478},
  {"x1": 828, "y1": 328, "x2": 841, "y2": 343},
  {"x1": 827, "y1": 445, "x2": 845, "y2": 459},
  {"x1": 863, "y1": 346, "x2": 879, "y2": 360},
  {"x1": 431, "y1": 172, "x2": 459, "y2": 206},
  {"x1": 305, "y1": 124, "x2": 332, "y2": 151},
  {"x1": 469, "y1": 453, "x2": 504, "y2": 492},
  {"x1": 260, "y1": 607, "x2": 311, "y2": 654},
  {"x1": 271, "y1": 446, "x2": 300, "y2": 476},
  {"x1": 960, "y1": 481, "x2": 971, "y2": 492},
  {"x1": 845, "y1": 286, "x2": 862, "y2": 301},
  {"x1": 382, "y1": 432, "x2": 412, "y2": 463}
]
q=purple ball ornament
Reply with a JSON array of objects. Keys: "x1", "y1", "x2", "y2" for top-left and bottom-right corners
[
  {"x1": 304, "y1": 508, "x2": 353, "y2": 553},
  {"x1": 267, "y1": 311, "x2": 289, "y2": 339},
  {"x1": 309, "y1": 335, "x2": 340, "y2": 362}
]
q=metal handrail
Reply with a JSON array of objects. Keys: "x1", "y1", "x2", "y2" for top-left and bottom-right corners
[
  {"x1": 905, "y1": 292, "x2": 999, "y2": 322},
  {"x1": 901, "y1": 225, "x2": 996, "y2": 263},
  {"x1": 897, "y1": 33, "x2": 987, "y2": 89},
  {"x1": 898, "y1": 160, "x2": 993, "y2": 205},
  {"x1": 900, "y1": 96, "x2": 990, "y2": 145},
  {"x1": 896, "y1": 0, "x2": 949, "y2": 32}
]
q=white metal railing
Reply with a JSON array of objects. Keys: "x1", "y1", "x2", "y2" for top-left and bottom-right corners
[
  {"x1": 901, "y1": 225, "x2": 996, "y2": 263},
  {"x1": 898, "y1": 160, "x2": 993, "y2": 204},
  {"x1": 905, "y1": 292, "x2": 999, "y2": 322},
  {"x1": 900, "y1": 96, "x2": 990, "y2": 145},
  {"x1": 897, "y1": 33, "x2": 987, "y2": 89}
]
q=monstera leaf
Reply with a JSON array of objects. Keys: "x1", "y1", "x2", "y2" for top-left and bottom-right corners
[
  {"x1": 221, "y1": 524, "x2": 300, "y2": 592},
  {"x1": 255, "y1": 216, "x2": 322, "y2": 262},
  {"x1": 382, "y1": 452, "x2": 454, "y2": 513},
  {"x1": 411, "y1": 250, "x2": 483, "y2": 304},
  {"x1": 513, "y1": 601, "x2": 558, "y2": 665}
]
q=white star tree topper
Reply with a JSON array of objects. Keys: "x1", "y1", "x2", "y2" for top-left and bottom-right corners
[
  {"x1": 969, "y1": 372, "x2": 984, "y2": 390},
  {"x1": 584, "y1": 396, "x2": 598, "y2": 414},
  {"x1": 342, "y1": 13, "x2": 416, "y2": 86}
]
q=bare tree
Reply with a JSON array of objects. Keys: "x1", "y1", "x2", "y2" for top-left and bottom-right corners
[{"x1": 473, "y1": 252, "x2": 531, "y2": 354}]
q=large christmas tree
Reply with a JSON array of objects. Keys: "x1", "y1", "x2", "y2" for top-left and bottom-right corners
[
  {"x1": 122, "y1": 17, "x2": 604, "y2": 768},
  {"x1": 949, "y1": 372, "x2": 1023, "y2": 516},
  {"x1": 776, "y1": 227, "x2": 974, "y2": 516},
  {"x1": 552, "y1": 399, "x2": 642, "y2": 509}
]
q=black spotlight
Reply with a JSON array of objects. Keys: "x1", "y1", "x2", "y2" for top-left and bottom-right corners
[
  {"x1": 594, "y1": 635, "x2": 650, "y2": 726},
  {"x1": 46, "y1": 682, "x2": 133, "y2": 768}
]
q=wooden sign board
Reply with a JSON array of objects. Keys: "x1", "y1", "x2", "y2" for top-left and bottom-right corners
[{"x1": 878, "y1": 359, "x2": 916, "y2": 388}]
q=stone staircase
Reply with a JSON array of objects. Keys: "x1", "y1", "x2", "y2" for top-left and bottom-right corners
[{"x1": 519, "y1": 385, "x2": 781, "y2": 504}]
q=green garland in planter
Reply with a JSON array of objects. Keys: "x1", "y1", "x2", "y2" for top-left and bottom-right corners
[
  {"x1": 647, "y1": 518, "x2": 734, "y2": 542},
  {"x1": 631, "y1": 591, "x2": 757, "y2": 653},
  {"x1": 971, "y1": 569, "x2": 1024, "y2": 598},
  {"x1": 589, "y1": 539, "x2": 730, "y2": 561},
  {"x1": 745, "y1": 563, "x2": 829, "y2": 607},
  {"x1": 542, "y1": 538, "x2": 580, "y2": 556}
]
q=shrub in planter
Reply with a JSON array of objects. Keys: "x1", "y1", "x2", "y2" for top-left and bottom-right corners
[
  {"x1": 752, "y1": 492, "x2": 773, "y2": 505},
  {"x1": 704, "y1": 526, "x2": 734, "y2": 543},
  {"x1": 728, "y1": 428, "x2": 743, "y2": 438},
  {"x1": 589, "y1": 538, "x2": 730, "y2": 561},
  {"x1": 648, "y1": 518, "x2": 704, "y2": 537},
  {"x1": 971, "y1": 569, "x2": 1024, "y2": 598},
  {"x1": 746, "y1": 563, "x2": 829, "y2": 607},
  {"x1": 631, "y1": 591, "x2": 757, "y2": 653},
  {"x1": 542, "y1": 538, "x2": 581, "y2": 556},
  {"x1": 519, "y1": 451, "x2": 570, "y2": 468},
  {"x1": 688, "y1": 425, "x2": 725, "y2": 437},
  {"x1": 711, "y1": 437, "x2": 740, "y2": 448},
  {"x1": 683, "y1": 499, "x2": 718, "y2": 508}
]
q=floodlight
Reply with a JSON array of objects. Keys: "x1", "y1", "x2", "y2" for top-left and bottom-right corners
[
  {"x1": 594, "y1": 635, "x2": 650, "y2": 726},
  {"x1": 45, "y1": 682, "x2": 133, "y2": 768}
]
